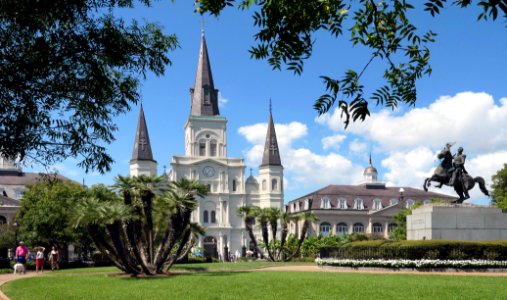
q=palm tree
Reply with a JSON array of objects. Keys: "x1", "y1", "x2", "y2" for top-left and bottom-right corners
[
  {"x1": 133, "y1": 175, "x2": 167, "y2": 265},
  {"x1": 73, "y1": 189, "x2": 139, "y2": 274},
  {"x1": 237, "y1": 206, "x2": 263, "y2": 258},
  {"x1": 154, "y1": 179, "x2": 208, "y2": 273},
  {"x1": 278, "y1": 211, "x2": 298, "y2": 261},
  {"x1": 286, "y1": 212, "x2": 318, "y2": 261},
  {"x1": 73, "y1": 178, "x2": 207, "y2": 276}
]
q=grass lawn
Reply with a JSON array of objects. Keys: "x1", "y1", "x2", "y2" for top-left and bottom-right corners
[{"x1": 2, "y1": 263, "x2": 507, "y2": 300}]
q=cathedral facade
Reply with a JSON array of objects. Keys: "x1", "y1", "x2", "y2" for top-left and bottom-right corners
[{"x1": 130, "y1": 33, "x2": 284, "y2": 258}]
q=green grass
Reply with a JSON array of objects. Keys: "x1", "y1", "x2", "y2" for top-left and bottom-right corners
[{"x1": 2, "y1": 264, "x2": 507, "y2": 300}]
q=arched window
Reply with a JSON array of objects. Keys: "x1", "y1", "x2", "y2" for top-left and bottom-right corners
[
  {"x1": 271, "y1": 179, "x2": 278, "y2": 191},
  {"x1": 389, "y1": 198, "x2": 399, "y2": 206},
  {"x1": 353, "y1": 223, "x2": 364, "y2": 233},
  {"x1": 262, "y1": 180, "x2": 267, "y2": 191},
  {"x1": 210, "y1": 140, "x2": 217, "y2": 156},
  {"x1": 211, "y1": 211, "x2": 216, "y2": 223},
  {"x1": 388, "y1": 223, "x2": 397, "y2": 232},
  {"x1": 199, "y1": 140, "x2": 206, "y2": 156},
  {"x1": 320, "y1": 197, "x2": 331, "y2": 209},
  {"x1": 353, "y1": 198, "x2": 364, "y2": 210},
  {"x1": 232, "y1": 180, "x2": 237, "y2": 192},
  {"x1": 0, "y1": 216, "x2": 6, "y2": 225},
  {"x1": 336, "y1": 223, "x2": 348, "y2": 235},
  {"x1": 203, "y1": 210, "x2": 209, "y2": 223},
  {"x1": 372, "y1": 223, "x2": 383, "y2": 233},
  {"x1": 372, "y1": 198, "x2": 382, "y2": 211},
  {"x1": 406, "y1": 199, "x2": 415, "y2": 209},
  {"x1": 338, "y1": 198, "x2": 347, "y2": 209},
  {"x1": 319, "y1": 222, "x2": 331, "y2": 236}
]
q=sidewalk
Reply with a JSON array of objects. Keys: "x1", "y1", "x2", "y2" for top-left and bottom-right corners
[{"x1": 0, "y1": 272, "x2": 38, "y2": 300}]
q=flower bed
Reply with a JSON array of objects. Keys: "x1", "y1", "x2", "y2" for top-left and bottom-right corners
[{"x1": 316, "y1": 258, "x2": 507, "y2": 269}]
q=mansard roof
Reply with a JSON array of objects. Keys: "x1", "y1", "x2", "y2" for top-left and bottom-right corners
[
  {"x1": 131, "y1": 104, "x2": 155, "y2": 162},
  {"x1": 0, "y1": 170, "x2": 70, "y2": 186},
  {"x1": 190, "y1": 33, "x2": 220, "y2": 116},
  {"x1": 260, "y1": 106, "x2": 282, "y2": 167},
  {"x1": 288, "y1": 184, "x2": 455, "y2": 211}
]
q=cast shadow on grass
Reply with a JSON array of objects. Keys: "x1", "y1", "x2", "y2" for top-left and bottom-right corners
[{"x1": 117, "y1": 270, "x2": 251, "y2": 281}]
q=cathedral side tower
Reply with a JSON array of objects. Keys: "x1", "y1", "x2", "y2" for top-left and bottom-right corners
[
  {"x1": 258, "y1": 104, "x2": 284, "y2": 209},
  {"x1": 184, "y1": 32, "x2": 227, "y2": 159},
  {"x1": 130, "y1": 104, "x2": 157, "y2": 177}
]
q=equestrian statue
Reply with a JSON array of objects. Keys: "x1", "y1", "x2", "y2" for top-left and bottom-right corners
[{"x1": 423, "y1": 142, "x2": 489, "y2": 203}]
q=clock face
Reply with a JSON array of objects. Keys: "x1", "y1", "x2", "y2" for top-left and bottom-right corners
[{"x1": 203, "y1": 166, "x2": 215, "y2": 177}]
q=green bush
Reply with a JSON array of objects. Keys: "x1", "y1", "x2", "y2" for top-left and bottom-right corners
[{"x1": 321, "y1": 240, "x2": 507, "y2": 260}]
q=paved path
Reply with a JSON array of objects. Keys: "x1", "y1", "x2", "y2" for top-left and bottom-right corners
[
  {"x1": 0, "y1": 272, "x2": 39, "y2": 300},
  {"x1": 260, "y1": 265, "x2": 507, "y2": 276}
]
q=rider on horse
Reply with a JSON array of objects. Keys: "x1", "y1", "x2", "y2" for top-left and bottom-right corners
[{"x1": 449, "y1": 146, "x2": 470, "y2": 199}]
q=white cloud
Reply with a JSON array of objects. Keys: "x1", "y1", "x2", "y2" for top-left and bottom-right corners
[
  {"x1": 316, "y1": 91, "x2": 507, "y2": 204},
  {"x1": 239, "y1": 122, "x2": 364, "y2": 192},
  {"x1": 349, "y1": 139, "x2": 368, "y2": 155},
  {"x1": 218, "y1": 92, "x2": 228, "y2": 108},
  {"x1": 321, "y1": 134, "x2": 346, "y2": 150}
]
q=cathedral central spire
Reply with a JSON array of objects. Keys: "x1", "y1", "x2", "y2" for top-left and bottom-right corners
[{"x1": 190, "y1": 32, "x2": 220, "y2": 116}]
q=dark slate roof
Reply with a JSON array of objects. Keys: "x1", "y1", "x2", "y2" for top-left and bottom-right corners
[
  {"x1": 288, "y1": 184, "x2": 455, "y2": 210},
  {"x1": 131, "y1": 104, "x2": 155, "y2": 162},
  {"x1": 260, "y1": 107, "x2": 282, "y2": 167},
  {"x1": 190, "y1": 33, "x2": 220, "y2": 116}
]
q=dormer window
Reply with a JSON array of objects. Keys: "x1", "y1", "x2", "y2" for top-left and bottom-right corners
[
  {"x1": 338, "y1": 198, "x2": 347, "y2": 209},
  {"x1": 320, "y1": 197, "x2": 331, "y2": 209},
  {"x1": 389, "y1": 198, "x2": 399, "y2": 206},
  {"x1": 353, "y1": 198, "x2": 364, "y2": 210},
  {"x1": 372, "y1": 198, "x2": 382, "y2": 211}
]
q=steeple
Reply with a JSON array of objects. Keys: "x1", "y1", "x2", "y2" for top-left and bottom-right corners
[
  {"x1": 260, "y1": 101, "x2": 282, "y2": 167},
  {"x1": 131, "y1": 104, "x2": 155, "y2": 162},
  {"x1": 190, "y1": 32, "x2": 220, "y2": 116}
]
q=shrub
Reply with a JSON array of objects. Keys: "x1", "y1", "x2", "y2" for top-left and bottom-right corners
[{"x1": 321, "y1": 240, "x2": 507, "y2": 260}]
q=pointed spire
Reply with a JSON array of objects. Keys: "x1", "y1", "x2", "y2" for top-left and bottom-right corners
[
  {"x1": 131, "y1": 104, "x2": 155, "y2": 162},
  {"x1": 190, "y1": 32, "x2": 220, "y2": 116},
  {"x1": 261, "y1": 101, "x2": 282, "y2": 167}
]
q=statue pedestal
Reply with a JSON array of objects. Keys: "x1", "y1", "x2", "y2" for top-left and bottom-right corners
[{"x1": 407, "y1": 204, "x2": 507, "y2": 240}]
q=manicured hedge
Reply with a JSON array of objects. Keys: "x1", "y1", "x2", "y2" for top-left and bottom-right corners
[{"x1": 320, "y1": 240, "x2": 507, "y2": 260}]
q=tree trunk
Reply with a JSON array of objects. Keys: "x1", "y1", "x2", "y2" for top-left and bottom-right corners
[
  {"x1": 87, "y1": 225, "x2": 126, "y2": 272},
  {"x1": 260, "y1": 220, "x2": 275, "y2": 261},
  {"x1": 106, "y1": 221, "x2": 140, "y2": 275},
  {"x1": 285, "y1": 220, "x2": 309, "y2": 261}
]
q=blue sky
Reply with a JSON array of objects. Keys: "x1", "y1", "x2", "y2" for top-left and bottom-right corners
[{"x1": 30, "y1": 1, "x2": 507, "y2": 204}]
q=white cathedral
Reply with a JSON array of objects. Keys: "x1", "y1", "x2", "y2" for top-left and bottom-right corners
[{"x1": 129, "y1": 33, "x2": 284, "y2": 258}]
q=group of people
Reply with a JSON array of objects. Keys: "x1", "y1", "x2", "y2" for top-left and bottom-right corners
[{"x1": 15, "y1": 241, "x2": 60, "y2": 273}]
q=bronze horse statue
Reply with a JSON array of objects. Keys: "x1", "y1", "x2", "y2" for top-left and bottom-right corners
[{"x1": 423, "y1": 146, "x2": 489, "y2": 203}]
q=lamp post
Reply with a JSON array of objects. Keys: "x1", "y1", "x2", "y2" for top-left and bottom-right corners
[
  {"x1": 399, "y1": 188, "x2": 405, "y2": 208},
  {"x1": 11, "y1": 222, "x2": 18, "y2": 260}
]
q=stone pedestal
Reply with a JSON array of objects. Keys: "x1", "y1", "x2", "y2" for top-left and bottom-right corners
[{"x1": 407, "y1": 204, "x2": 507, "y2": 240}]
